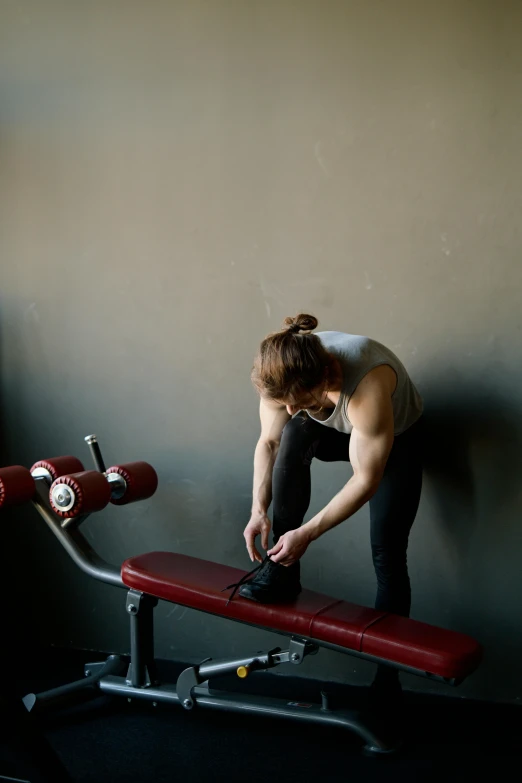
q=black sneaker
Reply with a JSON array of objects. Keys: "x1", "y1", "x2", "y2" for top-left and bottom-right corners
[{"x1": 222, "y1": 556, "x2": 302, "y2": 605}]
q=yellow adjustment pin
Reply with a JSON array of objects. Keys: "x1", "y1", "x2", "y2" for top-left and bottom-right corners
[{"x1": 237, "y1": 665, "x2": 250, "y2": 679}]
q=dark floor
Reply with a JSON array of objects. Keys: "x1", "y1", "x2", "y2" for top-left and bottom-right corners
[{"x1": 2, "y1": 647, "x2": 521, "y2": 783}]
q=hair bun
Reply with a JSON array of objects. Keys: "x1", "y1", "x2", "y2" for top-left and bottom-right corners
[
  {"x1": 283, "y1": 313, "x2": 318, "y2": 335},
  {"x1": 284, "y1": 319, "x2": 301, "y2": 334}
]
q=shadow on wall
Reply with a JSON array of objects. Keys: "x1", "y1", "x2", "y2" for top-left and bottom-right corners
[
  {"x1": 0, "y1": 328, "x2": 5, "y2": 466},
  {"x1": 0, "y1": 324, "x2": 30, "y2": 651},
  {"x1": 421, "y1": 378, "x2": 522, "y2": 559},
  {"x1": 420, "y1": 374, "x2": 522, "y2": 695}
]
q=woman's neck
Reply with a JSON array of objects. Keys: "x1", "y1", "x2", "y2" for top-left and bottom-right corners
[{"x1": 326, "y1": 357, "x2": 343, "y2": 393}]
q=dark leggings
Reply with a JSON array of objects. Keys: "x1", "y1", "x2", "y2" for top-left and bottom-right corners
[{"x1": 272, "y1": 414, "x2": 424, "y2": 618}]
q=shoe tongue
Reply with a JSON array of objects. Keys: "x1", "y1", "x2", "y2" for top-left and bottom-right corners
[{"x1": 265, "y1": 560, "x2": 289, "y2": 580}]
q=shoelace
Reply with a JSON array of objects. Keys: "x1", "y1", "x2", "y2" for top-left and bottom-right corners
[{"x1": 221, "y1": 555, "x2": 272, "y2": 606}]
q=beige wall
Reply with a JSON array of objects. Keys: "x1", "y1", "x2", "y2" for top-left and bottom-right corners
[{"x1": 1, "y1": 0, "x2": 522, "y2": 703}]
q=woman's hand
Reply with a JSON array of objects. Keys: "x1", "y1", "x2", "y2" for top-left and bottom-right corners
[
  {"x1": 267, "y1": 527, "x2": 311, "y2": 566},
  {"x1": 243, "y1": 513, "x2": 272, "y2": 563}
]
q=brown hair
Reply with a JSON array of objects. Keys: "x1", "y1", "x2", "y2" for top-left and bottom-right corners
[{"x1": 251, "y1": 313, "x2": 332, "y2": 401}]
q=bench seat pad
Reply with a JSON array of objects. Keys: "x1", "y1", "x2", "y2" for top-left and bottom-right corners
[{"x1": 121, "y1": 552, "x2": 482, "y2": 681}]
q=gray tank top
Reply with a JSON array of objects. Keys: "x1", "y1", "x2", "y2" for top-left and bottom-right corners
[{"x1": 307, "y1": 332, "x2": 423, "y2": 435}]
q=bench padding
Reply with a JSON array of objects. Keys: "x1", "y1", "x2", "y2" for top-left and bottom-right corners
[{"x1": 121, "y1": 551, "x2": 482, "y2": 681}]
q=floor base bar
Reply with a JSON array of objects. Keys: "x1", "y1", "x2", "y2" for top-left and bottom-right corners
[{"x1": 98, "y1": 675, "x2": 398, "y2": 755}]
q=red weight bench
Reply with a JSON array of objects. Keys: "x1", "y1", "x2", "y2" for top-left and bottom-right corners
[
  {"x1": 0, "y1": 435, "x2": 482, "y2": 757},
  {"x1": 122, "y1": 551, "x2": 481, "y2": 685}
]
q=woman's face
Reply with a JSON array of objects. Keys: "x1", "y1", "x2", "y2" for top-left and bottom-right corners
[{"x1": 278, "y1": 386, "x2": 327, "y2": 416}]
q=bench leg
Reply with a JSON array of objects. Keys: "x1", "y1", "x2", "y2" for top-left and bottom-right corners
[
  {"x1": 22, "y1": 654, "x2": 126, "y2": 714},
  {"x1": 125, "y1": 589, "x2": 159, "y2": 688}
]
